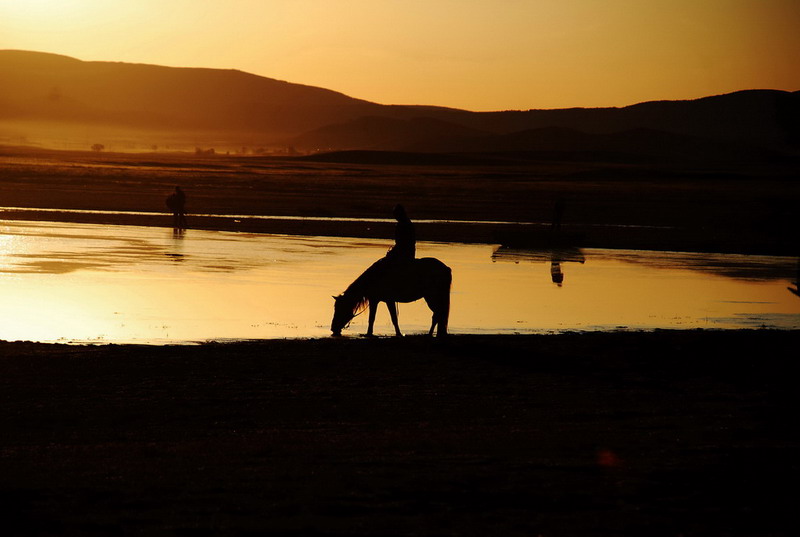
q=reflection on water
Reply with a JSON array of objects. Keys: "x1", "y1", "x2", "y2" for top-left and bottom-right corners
[
  {"x1": 493, "y1": 246, "x2": 586, "y2": 287},
  {"x1": 1, "y1": 220, "x2": 798, "y2": 344}
]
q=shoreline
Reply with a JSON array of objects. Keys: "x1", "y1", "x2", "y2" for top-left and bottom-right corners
[
  {"x1": 3, "y1": 145, "x2": 798, "y2": 256},
  {"x1": 1, "y1": 326, "x2": 798, "y2": 350},
  {"x1": 3, "y1": 206, "x2": 795, "y2": 256},
  {"x1": 2, "y1": 330, "x2": 799, "y2": 536}
]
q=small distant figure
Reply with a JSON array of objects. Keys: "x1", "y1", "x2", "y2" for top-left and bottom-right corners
[
  {"x1": 550, "y1": 260, "x2": 564, "y2": 286},
  {"x1": 384, "y1": 204, "x2": 415, "y2": 264},
  {"x1": 166, "y1": 186, "x2": 187, "y2": 230}
]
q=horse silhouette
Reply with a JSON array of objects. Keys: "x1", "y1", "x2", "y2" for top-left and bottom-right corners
[{"x1": 331, "y1": 257, "x2": 451, "y2": 337}]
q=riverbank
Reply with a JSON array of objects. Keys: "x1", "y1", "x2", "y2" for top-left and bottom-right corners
[
  {"x1": 3, "y1": 205, "x2": 794, "y2": 256},
  {"x1": 2, "y1": 145, "x2": 798, "y2": 255},
  {"x1": 2, "y1": 330, "x2": 799, "y2": 536}
]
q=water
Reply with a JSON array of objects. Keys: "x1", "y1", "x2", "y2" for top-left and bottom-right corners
[{"x1": 1, "y1": 219, "x2": 798, "y2": 344}]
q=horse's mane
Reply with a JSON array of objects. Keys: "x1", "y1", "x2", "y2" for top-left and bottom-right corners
[
  {"x1": 342, "y1": 281, "x2": 370, "y2": 317},
  {"x1": 348, "y1": 296, "x2": 369, "y2": 317},
  {"x1": 342, "y1": 259, "x2": 388, "y2": 316}
]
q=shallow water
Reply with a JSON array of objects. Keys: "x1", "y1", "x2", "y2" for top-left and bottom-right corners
[{"x1": 1, "y1": 219, "x2": 798, "y2": 344}]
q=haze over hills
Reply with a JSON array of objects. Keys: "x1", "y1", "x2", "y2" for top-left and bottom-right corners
[
  {"x1": 1, "y1": 49, "x2": 798, "y2": 159},
  {"x1": 0, "y1": 50, "x2": 382, "y2": 143}
]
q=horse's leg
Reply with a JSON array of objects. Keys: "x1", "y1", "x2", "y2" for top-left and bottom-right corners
[
  {"x1": 424, "y1": 296, "x2": 439, "y2": 337},
  {"x1": 386, "y1": 302, "x2": 402, "y2": 337},
  {"x1": 425, "y1": 292, "x2": 449, "y2": 338},
  {"x1": 428, "y1": 314, "x2": 437, "y2": 337},
  {"x1": 366, "y1": 300, "x2": 377, "y2": 337},
  {"x1": 438, "y1": 271, "x2": 452, "y2": 337},
  {"x1": 437, "y1": 293, "x2": 450, "y2": 337}
]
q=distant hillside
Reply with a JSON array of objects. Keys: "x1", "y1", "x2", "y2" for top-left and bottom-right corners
[
  {"x1": 410, "y1": 126, "x2": 781, "y2": 163},
  {"x1": 291, "y1": 116, "x2": 490, "y2": 152},
  {"x1": 0, "y1": 50, "x2": 383, "y2": 138},
  {"x1": 292, "y1": 91, "x2": 800, "y2": 158},
  {"x1": 1, "y1": 50, "x2": 798, "y2": 158}
]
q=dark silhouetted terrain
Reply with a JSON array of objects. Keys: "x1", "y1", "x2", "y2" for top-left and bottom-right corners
[
  {"x1": 0, "y1": 50, "x2": 379, "y2": 137},
  {"x1": 1, "y1": 144, "x2": 798, "y2": 255},
  {"x1": 2, "y1": 51, "x2": 799, "y2": 254},
  {"x1": 2, "y1": 331, "x2": 800, "y2": 536},
  {"x1": 2, "y1": 50, "x2": 798, "y2": 159}
]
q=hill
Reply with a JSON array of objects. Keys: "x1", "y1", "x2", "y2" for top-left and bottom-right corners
[
  {"x1": 0, "y1": 50, "x2": 382, "y2": 139},
  {"x1": 1, "y1": 50, "x2": 798, "y2": 158},
  {"x1": 290, "y1": 116, "x2": 490, "y2": 152},
  {"x1": 291, "y1": 91, "x2": 800, "y2": 159}
]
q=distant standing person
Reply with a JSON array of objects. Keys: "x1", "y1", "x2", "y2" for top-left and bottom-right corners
[
  {"x1": 550, "y1": 259, "x2": 564, "y2": 286},
  {"x1": 166, "y1": 186, "x2": 187, "y2": 229},
  {"x1": 385, "y1": 204, "x2": 415, "y2": 264}
]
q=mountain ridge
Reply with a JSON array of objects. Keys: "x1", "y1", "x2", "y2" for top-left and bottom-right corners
[
  {"x1": 0, "y1": 49, "x2": 384, "y2": 137},
  {"x1": 1, "y1": 50, "x2": 798, "y2": 158}
]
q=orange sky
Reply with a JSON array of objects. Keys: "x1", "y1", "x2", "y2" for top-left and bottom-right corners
[{"x1": 1, "y1": 0, "x2": 798, "y2": 111}]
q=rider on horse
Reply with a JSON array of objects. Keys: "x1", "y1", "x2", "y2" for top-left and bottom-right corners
[
  {"x1": 330, "y1": 205, "x2": 450, "y2": 337},
  {"x1": 385, "y1": 204, "x2": 415, "y2": 264}
]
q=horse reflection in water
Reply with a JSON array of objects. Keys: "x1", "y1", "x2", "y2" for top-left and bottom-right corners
[{"x1": 331, "y1": 257, "x2": 451, "y2": 337}]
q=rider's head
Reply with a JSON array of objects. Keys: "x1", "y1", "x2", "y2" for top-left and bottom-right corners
[{"x1": 393, "y1": 204, "x2": 407, "y2": 221}]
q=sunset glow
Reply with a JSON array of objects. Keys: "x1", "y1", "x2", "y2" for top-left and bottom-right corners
[
  {"x1": 1, "y1": 0, "x2": 798, "y2": 110},
  {"x1": 1, "y1": 1, "x2": 798, "y2": 531},
  {"x1": 1, "y1": 220, "x2": 797, "y2": 344}
]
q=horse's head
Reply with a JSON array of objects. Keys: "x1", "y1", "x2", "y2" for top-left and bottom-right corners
[{"x1": 330, "y1": 294, "x2": 356, "y2": 336}]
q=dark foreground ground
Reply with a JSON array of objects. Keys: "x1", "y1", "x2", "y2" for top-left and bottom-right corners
[{"x1": 2, "y1": 330, "x2": 799, "y2": 536}]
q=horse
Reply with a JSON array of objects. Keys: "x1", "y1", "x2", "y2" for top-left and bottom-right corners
[{"x1": 331, "y1": 257, "x2": 451, "y2": 338}]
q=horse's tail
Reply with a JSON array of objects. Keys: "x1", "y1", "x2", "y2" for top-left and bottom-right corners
[{"x1": 437, "y1": 265, "x2": 452, "y2": 337}]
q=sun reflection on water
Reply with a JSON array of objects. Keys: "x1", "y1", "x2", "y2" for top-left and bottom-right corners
[{"x1": 1, "y1": 219, "x2": 798, "y2": 344}]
